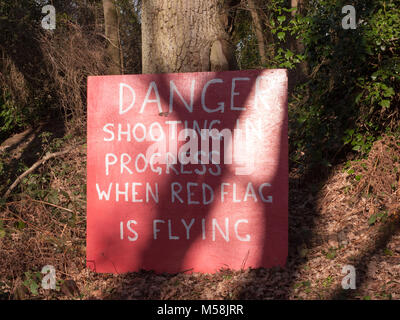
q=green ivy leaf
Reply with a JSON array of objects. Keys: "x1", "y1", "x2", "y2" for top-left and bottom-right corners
[
  {"x1": 368, "y1": 214, "x2": 377, "y2": 225},
  {"x1": 29, "y1": 281, "x2": 39, "y2": 296},
  {"x1": 16, "y1": 221, "x2": 26, "y2": 230},
  {"x1": 277, "y1": 15, "x2": 286, "y2": 24},
  {"x1": 355, "y1": 92, "x2": 363, "y2": 104},
  {"x1": 285, "y1": 50, "x2": 294, "y2": 59},
  {"x1": 380, "y1": 100, "x2": 390, "y2": 108}
]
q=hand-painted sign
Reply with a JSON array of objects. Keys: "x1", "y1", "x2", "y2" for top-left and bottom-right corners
[{"x1": 87, "y1": 69, "x2": 288, "y2": 273}]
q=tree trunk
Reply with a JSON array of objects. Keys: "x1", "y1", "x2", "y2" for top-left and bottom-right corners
[
  {"x1": 247, "y1": 0, "x2": 267, "y2": 66},
  {"x1": 291, "y1": 0, "x2": 299, "y2": 17},
  {"x1": 103, "y1": 0, "x2": 121, "y2": 74},
  {"x1": 288, "y1": 0, "x2": 307, "y2": 91},
  {"x1": 141, "y1": 0, "x2": 237, "y2": 74}
]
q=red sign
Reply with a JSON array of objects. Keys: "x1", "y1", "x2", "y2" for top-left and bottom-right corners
[{"x1": 87, "y1": 69, "x2": 288, "y2": 273}]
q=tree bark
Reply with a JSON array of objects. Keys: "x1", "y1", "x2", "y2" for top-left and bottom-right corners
[
  {"x1": 247, "y1": 0, "x2": 267, "y2": 66},
  {"x1": 141, "y1": 0, "x2": 237, "y2": 74},
  {"x1": 103, "y1": 0, "x2": 121, "y2": 74},
  {"x1": 291, "y1": 0, "x2": 300, "y2": 17},
  {"x1": 288, "y1": 0, "x2": 307, "y2": 92}
]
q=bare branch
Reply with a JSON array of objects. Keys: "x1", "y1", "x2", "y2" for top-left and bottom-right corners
[{"x1": 3, "y1": 147, "x2": 76, "y2": 199}]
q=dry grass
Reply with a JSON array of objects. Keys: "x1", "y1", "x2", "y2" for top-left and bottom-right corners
[
  {"x1": 0, "y1": 139, "x2": 87, "y2": 299},
  {"x1": 38, "y1": 20, "x2": 108, "y2": 131},
  {"x1": 351, "y1": 135, "x2": 400, "y2": 217},
  {"x1": 0, "y1": 52, "x2": 29, "y2": 107}
]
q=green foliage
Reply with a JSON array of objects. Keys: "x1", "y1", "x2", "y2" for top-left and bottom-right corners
[
  {"x1": 322, "y1": 276, "x2": 333, "y2": 288},
  {"x1": 23, "y1": 271, "x2": 42, "y2": 296},
  {"x1": 294, "y1": 280, "x2": 312, "y2": 293},
  {"x1": 383, "y1": 248, "x2": 393, "y2": 256},
  {"x1": 0, "y1": 91, "x2": 30, "y2": 142},
  {"x1": 0, "y1": 220, "x2": 6, "y2": 239},
  {"x1": 268, "y1": 2, "x2": 306, "y2": 69},
  {"x1": 290, "y1": 0, "x2": 400, "y2": 171},
  {"x1": 325, "y1": 247, "x2": 337, "y2": 260},
  {"x1": 0, "y1": 93, "x2": 24, "y2": 135},
  {"x1": 343, "y1": 129, "x2": 377, "y2": 154},
  {"x1": 234, "y1": 0, "x2": 305, "y2": 69},
  {"x1": 368, "y1": 211, "x2": 388, "y2": 226}
]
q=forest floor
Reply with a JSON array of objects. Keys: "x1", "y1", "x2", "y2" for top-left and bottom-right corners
[{"x1": 0, "y1": 122, "x2": 399, "y2": 300}]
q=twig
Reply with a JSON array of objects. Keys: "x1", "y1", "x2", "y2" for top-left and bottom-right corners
[
  {"x1": 5, "y1": 198, "x2": 75, "y2": 214},
  {"x1": 28, "y1": 198, "x2": 75, "y2": 213},
  {"x1": 3, "y1": 207, "x2": 50, "y2": 234},
  {"x1": 3, "y1": 148, "x2": 74, "y2": 199}
]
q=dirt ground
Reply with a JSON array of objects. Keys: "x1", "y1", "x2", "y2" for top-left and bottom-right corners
[{"x1": 0, "y1": 128, "x2": 399, "y2": 300}]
